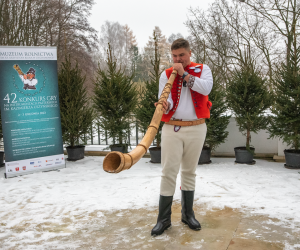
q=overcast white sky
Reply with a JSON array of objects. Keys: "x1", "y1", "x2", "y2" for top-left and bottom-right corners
[{"x1": 89, "y1": 0, "x2": 215, "y2": 48}]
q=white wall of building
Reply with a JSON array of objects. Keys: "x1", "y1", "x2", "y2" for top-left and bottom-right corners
[{"x1": 213, "y1": 117, "x2": 289, "y2": 156}]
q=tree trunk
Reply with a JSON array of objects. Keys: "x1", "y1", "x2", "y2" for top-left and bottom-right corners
[
  {"x1": 295, "y1": 131, "x2": 299, "y2": 150},
  {"x1": 246, "y1": 129, "x2": 250, "y2": 148},
  {"x1": 156, "y1": 134, "x2": 160, "y2": 148}
]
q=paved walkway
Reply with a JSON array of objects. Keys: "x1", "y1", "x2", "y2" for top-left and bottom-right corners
[
  {"x1": 2, "y1": 202, "x2": 299, "y2": 249},
  {"x1": 94, "y1": 203, "x2": 299, "y2": 250}
]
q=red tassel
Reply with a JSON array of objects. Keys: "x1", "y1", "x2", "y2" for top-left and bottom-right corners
[{"x1": 207, "y1": 101, "x2": 212, "y2": 110}]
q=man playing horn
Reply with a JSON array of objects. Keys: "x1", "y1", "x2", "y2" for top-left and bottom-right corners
[
  {"x1": 151, "y1": 38, "x2": 213, "y2": 236},
  {"x1": 13, "y1": 65, "x2": 38, "y2": 90}
]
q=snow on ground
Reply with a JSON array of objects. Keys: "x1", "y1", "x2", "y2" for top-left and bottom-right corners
[{"x1": 0, "y1": 156, "x2": 300, "y2": 247}]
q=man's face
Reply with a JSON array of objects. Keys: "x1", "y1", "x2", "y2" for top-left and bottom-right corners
[
  {"x1": 25, "y1": 73, "x2": 34, "y2": 80},
  {"x1": 172, "y1": 48, "x2": 192, "y2": 68}
]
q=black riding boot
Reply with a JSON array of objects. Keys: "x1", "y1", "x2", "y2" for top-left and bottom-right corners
[
  {"x1": 151, "y1": 195, "x2": 173, "y2": 236},
  {"x1": 181, "y1": 190, "x2": 201, "y2": 230}
]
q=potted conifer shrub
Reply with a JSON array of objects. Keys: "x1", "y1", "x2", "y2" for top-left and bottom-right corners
[
  {"x1": 136, "y1": 32, "x2": 163, "y2": 163},
  {"x1": 199, "y1": 71, "x2": 231, "y2": 164},
  {"x1": 268, "y1": 44, "x2": 300, "y2": 169},
  {"x1": 0, "y1": 113, "x2": 4, "y2": 166},
  {"x1": 93, "y1": 44, "x2": 138, "y2": 153},
  {"x1": 58, "y1": 55, "x2": 94, "y2": 161},
  {"x1": 227, "y1": 54, "x2": 272, "y2": 164}
]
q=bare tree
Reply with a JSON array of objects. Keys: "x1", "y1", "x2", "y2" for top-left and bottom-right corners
[
  {"x1": 98, "y1": 21, "x2": 137, "y2": 74},
  {"x1": 242, "y1": 0, "x2": 300, "y2": 64},
  {"x1": 0, "y1": 0, "x2": 50, "y2": 46},
  {"x1": 168, "y1": 33, "x2": 184, "y2": 43},
  {"x1": 186, "y1": 0, "x2": 281, "y2": 84},
  {"x1": 144, "y1": 26, "x2": 172, "y2": 75},
  {"x1": 187, "y1": 2, "x2": 236, "y2": 84}
]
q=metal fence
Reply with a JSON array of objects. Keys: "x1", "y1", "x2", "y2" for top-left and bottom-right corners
[{"x1": 82, "y1": 120, "x2": 157, "y2": 147}]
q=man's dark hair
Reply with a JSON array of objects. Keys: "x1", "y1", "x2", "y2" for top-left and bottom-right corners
[{"x1": 171, "y1": 38, "x2": 190, "y2": 51}]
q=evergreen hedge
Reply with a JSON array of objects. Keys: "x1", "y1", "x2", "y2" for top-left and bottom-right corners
[
  {"x1": 135, "y1": 32, "x2": 163, "y2": 147},
  {"x1": 58, "y1": 55, "x2": 94, "y2": 147},
  {"x1": 227, "y1": 57, "x2": 272, "y2": 150},
  {"x1": 205, "y1": 71, "x2": 231, "y2": 151},
  {"x1": 93, "y1": 45, "x2": 138, "y2": 147},
  {"x1": 268, "y1": 46, "x2": 300, "y2": 150}
]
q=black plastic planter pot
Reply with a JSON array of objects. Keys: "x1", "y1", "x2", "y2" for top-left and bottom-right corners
[
  {"x1": 198, "y1": 146, "x2": 211, "y2": 165},
  {"x1": 0, "y1": 151, "x2": 4, "y2": 166},
  {"x1": 66, "y1": 145, "x2": 85, "y2": 161},
  {"x1": 110, "y1": 144, "x2": 128, "y2": 153},
  {"x1": 284, "y1": 149, "x2": 300, "y2": 169},
  {"x1": 234, "y1": 147, "x2": 255, "y2": 165},
  {"x1": 149, "y1": 147, "x2": 161, "y2": 163}
]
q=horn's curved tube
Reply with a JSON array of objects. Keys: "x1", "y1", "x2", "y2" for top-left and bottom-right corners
[{"x1": 103, "y1": 70, "x2": 178, "y2": 173}]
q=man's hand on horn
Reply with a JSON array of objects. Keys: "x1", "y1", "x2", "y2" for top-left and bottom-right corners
[
  {"x1": 173, "y1": 63, "x2": 185, "y2": 76},
  {"x1": 154, "y1": 100, "x2": 170, "y2": 114}
]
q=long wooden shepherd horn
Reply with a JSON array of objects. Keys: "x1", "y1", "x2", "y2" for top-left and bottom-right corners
[{"x1": 103, "y1": 69, "x2": 178, "y2": 173}]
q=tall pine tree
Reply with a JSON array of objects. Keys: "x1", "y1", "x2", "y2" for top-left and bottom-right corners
[
  {"x1": 93, "y1": 44, "x2": 138, "y2": 147},
  {"x1": 58, "y1": 55, "x2": 94, "y2": 147},
  {"x1": 135, "y1": 31, "x2": 164, "y2": 147},
  {"x1": 205, "y1": 71, "x2": 231, "y2": 151},
  {"x1": 227, "y1": 53, "x2": 272, "y2": 150},
  {"x1": 268, "y1": 44, "x2": 300, "y2": 150}
]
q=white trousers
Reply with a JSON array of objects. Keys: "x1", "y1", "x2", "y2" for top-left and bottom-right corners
[{"x1": 160, "y1": 123, "x2": 207, "y2": 196}]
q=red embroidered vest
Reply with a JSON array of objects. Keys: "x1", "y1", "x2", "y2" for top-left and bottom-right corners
[{"x1": 161, "y1": 62, "x2": 212, "y2": 122}]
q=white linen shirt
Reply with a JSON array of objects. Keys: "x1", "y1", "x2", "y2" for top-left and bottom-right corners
[{"x1": 158, "y1": 64, "x2": 213, "y2": 120}]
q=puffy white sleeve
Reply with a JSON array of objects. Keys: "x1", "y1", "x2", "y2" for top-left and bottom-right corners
[
  {"x1": 190, "y1": 64, "x2": 213, "y2": 96},
  {"x1": 158, "y1": 71, "x2": 173, "y2": 113},
  {"x1": 19, "y1": 75, "x2": 25, "y2": 83}
]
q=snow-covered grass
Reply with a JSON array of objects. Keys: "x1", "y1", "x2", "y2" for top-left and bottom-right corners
[
  {"x1": 197, "y1": 158, "x2": 300, "y2": 223},
  {"x1": 0, "y1": 157, "x2": 299, "y2": 247}
]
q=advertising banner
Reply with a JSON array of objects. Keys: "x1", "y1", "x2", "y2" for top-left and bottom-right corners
[{"x1": 0, "y1": 46, "x2": 65, "y2": 178}]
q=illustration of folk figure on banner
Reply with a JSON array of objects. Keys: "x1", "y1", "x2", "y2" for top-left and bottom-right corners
[{"x1": 13, "y1": 64, "x2": 38, "y2": 90}]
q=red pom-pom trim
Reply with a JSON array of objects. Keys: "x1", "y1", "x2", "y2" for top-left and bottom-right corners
[{"x1": 207, "y1": 101, "x2": 212, "y2": 110}]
